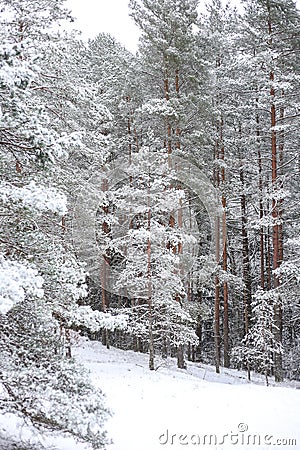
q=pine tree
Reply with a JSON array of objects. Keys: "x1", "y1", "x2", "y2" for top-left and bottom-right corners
[
  {"x1": 0, "y1": 0, "x2": 111, "y2": 445},
  {"x1": 96, "y1": 146, "x2": 198, "y2": 369},
  {"x1": 237, "y1": 0, "x2": 300, "y2": 381},
  {"x1": 232, "y1": 289, "x2": 283, "y2": 385}
]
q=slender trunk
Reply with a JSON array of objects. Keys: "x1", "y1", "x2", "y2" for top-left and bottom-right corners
[
  {"x1": 187, "y1": 193, "x2": 193, "y2": 303},
  {"x1": 61, "y1": 216, "x2": 66, "y2": 234},
  {"x1": 214, "y1": 273, "x2": 221, "y2": 373},
  {"x1": 240, "y1": 165, "x2": 252, "y2": 335},
  {"x1": 271, "y1": 74, "x2": 279, "y2": 285},
  {"x1": 256, "y1": 103, "x2": 265, "y2": 290},
  {"x1": 222, "y1": 217, "x2": 229, "y2": 367},
  {"x1": 101, "y1": 329, "x2": 110, "y2": 349},
  {"x1": 268, "y1": 3, "x2": 282, "y2": 380},
  {"x1": 147, "y1": 170, "x2": 154, "y2": 370},
  {"x1": 162, "y1": 336, "x2": 168, "y2": 359},
  {"x1": 278, "y1": 94, "x2": 284, "y2": 267},
  {"x1": 266, "y1": 225, "x2": 272, "y2": 290},
  {"x1": 241, "y1": 171, "x2": 252, "y2": 380},
  {"x1": 65, "y1": 329, "x2": 72, "y2": 358},
  {"x1": 215, "y1": 214, "x2": 221, "y2": 374},
  {"x1": 175, "y1": 68, "x2": 181, "y2": 150},
  {"x1": 164, "y1": 64, "x2": 172, "y2": 164},
  {"x1": 220, "y1": 118, "x2": 229, "y2": 367},
  {"x1": 148, "y1": 310, "x2": 155, "y2": 371},
  {"x1": 187, "y1": 342, "x2": 191, "y2": 361},
  {"x1": 275, "y1": 99, "x2": 284, "y2": 373},
  {"x1": 164, "y1": 63, "x2": 186, "y2": 367},
  {"x1": 192, "y1": 346, "x2": 196, "y2": 362},
  {"x1": 133, "y1": 336, "x2": 141, "y2": 352},
  {"x1": 274, "y1": 93, "x2": 284, "y2": 382},
  {"x1": 127, "y1": 96, "x2": 132, "y2": 161},
  {"x1": 101, "y1": 177, "x2": 110, "y2": 309},
  {"x1": 126, "y1": 96, "x2": 134, "y2": 188},
  {"x1": 214, "y1": 126, "x2": 221, "y2": 374},
  {"x1": 16, "y1": 160, "x2": 22, "y2": 173},
  {"x1": 265, "y1": 365, "x2": 269, "y2": 386},
  {"x1": 101, "y1": 177, "x2": 111, "y2": 349},
  {"x1": 177, "y1": 344, "x2": 186, "y2": 369},
  {"x1": 176, "y1": 194, "x2": 186, "y2": 368},
  {"x1": 196, "y1": 291, "x2": 203, "y2": 362},
  {"x1": 134, "y1": 126, "x2": 139, "y2": 152},
  {"x1": 267, "y1": 0, "x2": 279, "y2": 286},
  {"x1": 178, "y1": 198, "x2": 183, "y2": 254}
]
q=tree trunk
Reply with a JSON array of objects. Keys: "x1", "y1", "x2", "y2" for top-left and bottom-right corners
[
  {"x1": 220, "y1": 118, "x2": 229, "y2": 368},
  {"x1": 214, "y1": 274, "x2": 221, "y2": 373},
  {"x1": 177, "y1": 344, "x2": 186, "y2": 369},
  {"x1": 164, "y1": 63, "x2": 172, "y2": 164},
  {"x1": 240, "y1": 165, "x2": 252, "y2": 336},
  {"x1": 147, "y1": 170, "x2": 154, "y2": 370},
  {"x1": 175, "y1": 68, "x2": 181, "y2": 150},
  {"x1": 214, "y1": 129, "x2": 221, "y2": 374},
  {"x1": 101, "y1": 177, "x2": 110, "y2": 349},
  {"x1": 267, "y1": 2, "x2": 283, "y2": 380},
  {"x1": 196, "y1": 290, "x2": 203, "y2": 362},
  {"x1": 162, "y1": 336, "x2": 168, "y2": 359},
  {"x1": 278, "y1": 95, "x2": 284, "y2": 269},
  {"x1": 266, "y1": 224, "x2": 272, "y2": 290},
  {"x1": 256, "y1": 102, "x2": 265, "y2": 290},
  {"x1": 271, "y1": 73, "x2": 279, "y2": 287}
]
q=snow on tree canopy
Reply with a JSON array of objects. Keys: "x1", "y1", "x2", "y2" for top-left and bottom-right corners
[
  {"x1": 0, "y1": 255, "x2": 44, "y2": 314},
  {"x1": 69, "y1": 306, "x2": 128, "y2": 333},
  {"x1": 0, "y1": 181, "x2": 67, "y2": 215}
]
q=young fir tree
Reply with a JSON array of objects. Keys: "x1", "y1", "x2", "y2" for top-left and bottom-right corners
[{"x1": 232, "y1": 289, "x2": 283, "y2": 385}]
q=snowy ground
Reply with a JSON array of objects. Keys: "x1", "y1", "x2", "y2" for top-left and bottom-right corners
[
  {"x1": 1, "y1": 338, "x2": 299, "y2": 450},
  {"x1": 75, "y1": 339, "x2": 300, "y2": 450}
]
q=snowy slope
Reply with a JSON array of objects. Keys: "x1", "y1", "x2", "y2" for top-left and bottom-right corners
[
  {"x1": 0, "y1": 339, "x2": 299, "y2": 450},
  {"x1": 75, "y1": 339, "x2": 300, "y2": 450}
]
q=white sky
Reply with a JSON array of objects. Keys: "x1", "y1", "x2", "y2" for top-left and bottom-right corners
[
  {"x1": 65, "y1": 0, "x2": 140, "y2": 52},
  {"x1": 65, "y1": 0, "x2": 300, "y2": 54}
]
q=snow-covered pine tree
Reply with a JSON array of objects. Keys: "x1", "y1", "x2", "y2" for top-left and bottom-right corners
[
  {"x1": 199, "y1": 0, "x2": 239, "y2": 371},
  {"x1": 232, "y1": 288, "x2": 283, "y2": 385},
  {"x1": 96, "y1": 145, "x2": 199, "y2": 370},
  {"x1": 198, "y1": 0, "x2": 300, "y2": 380},
  {"x1": 0, "y1": 0, "x2": 111, "y2": 446},
  {"x1": 236, "y1": 0, "x2": 300, "y2": 381},
  {"x1": 129, "y1": 0, "x2": 207, "y2": 158},
  {"x1": 123, "y1": 0, "x2": 213, "y2": 368}
]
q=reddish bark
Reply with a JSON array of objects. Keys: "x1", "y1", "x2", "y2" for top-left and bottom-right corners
[
  {"x1": 256, "y1": 103, "x2": 265, "y2": 290},
  {"x1": 220, "y1": 118, "x2": 229, "y2": 367}
]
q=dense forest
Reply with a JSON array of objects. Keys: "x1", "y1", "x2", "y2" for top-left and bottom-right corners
[{"x1": 0, "y1": 0, "x2": 299, "y2": 448}]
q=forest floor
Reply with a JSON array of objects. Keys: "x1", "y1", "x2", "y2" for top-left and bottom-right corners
[
  {"x1": 1, "y1": 338, "x2": 300, "y2": 449},
  {"x1": 75, "y1": 338, "x2": 300, "y2": 450}
]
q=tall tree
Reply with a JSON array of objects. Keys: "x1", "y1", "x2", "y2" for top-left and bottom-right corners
[{"x1": 0, "y1": 0, "x2": 111, "y2": 445}]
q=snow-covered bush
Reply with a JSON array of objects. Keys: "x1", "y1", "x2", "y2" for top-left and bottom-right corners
[{"x1": 0, "y1": 300, "x2": 110, "y2": 449}]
